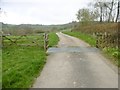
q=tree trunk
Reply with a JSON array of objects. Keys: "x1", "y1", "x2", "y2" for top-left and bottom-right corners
[
  {"x1": 116, "y1": 1, "x2": 120, "y2": 22},
  {"x1": 100, "y1": 7, "x2": 103, "y2": 22},
  {"x1": 108, "y1": 0, "x2": 114, "y2": 22}
]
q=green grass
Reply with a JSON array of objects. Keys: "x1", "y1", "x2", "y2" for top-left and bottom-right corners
[
  {"x1": 49, "y1": 32, "x2": 59, "y2": 47},
  {"x1": 2, "y1": 45, "x2": 46, "y2": 88},
  {"x1": 63, "y1": 31, "x2": 96, "y2": 46},
  {"x1": 102, "y1": 47, "x2": 120, "y2": 66},
  {"x1": 2, "y1": 33, "x2": 59, "y2": 88},
  {"x1": 0, "y1": 49, "x2": 2, "y2": 88},
  {"x1": 63, "y1": 31, "x2": 119, "y2": 67}
]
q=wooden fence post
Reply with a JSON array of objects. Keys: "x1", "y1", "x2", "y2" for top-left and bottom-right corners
[
  {"x1": 96, "y1": 32, "x2": 118, "y2": 49},
  {"x1": 43, "y1": 33, "x2": 49, "y2": 51},
  {"x1": 96, "y1": 32, "x2": 99, "y2": 48}
]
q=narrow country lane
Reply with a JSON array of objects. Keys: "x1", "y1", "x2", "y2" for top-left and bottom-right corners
[{"x1": 32, "y1": 32, "x2": 118, "y2": 88}]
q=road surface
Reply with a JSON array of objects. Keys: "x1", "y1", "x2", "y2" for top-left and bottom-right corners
[{"x1": 32, "y1": 32, "x2": 118, "y2": 88}]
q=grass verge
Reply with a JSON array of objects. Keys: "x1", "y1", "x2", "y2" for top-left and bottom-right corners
[
  {"x1": 63, "y1": 31, "x2": 119, "y2": 67},
  {"x1": 102, "y1": 47, "x2": 120, "y2": 67},
  {"x1": 0, "y1": 49, "x2": 2, "y2": 88},
  {"x1": 2, "y1": 45, "x2": 46, "y2": 88},
  {"x1": 63, "y1": 31, "x2": 96, "y2": 46},
  {"x1": 2, "y1": 33, "x2": 59, "y2": 88},
  {"x1": 49, "y1": 32, "x2": 59, "y2": 47}
]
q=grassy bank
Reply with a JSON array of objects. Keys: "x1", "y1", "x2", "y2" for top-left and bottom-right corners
[
  {"x1": 63, "y1": 31, "x2": 119, "y2": 66},
  {"x1": 63, "y1": 31, "x2": 96, "y2": 47},
  {"x1": 2, "y1": 33, "x2": 59, "y2": 88},
  {"x1": 0, "y1": 49, "x2": 2, "y2": 88},
  {"x1": 74, "y1": 23, "x2": 118, "y2": 34},
  {"x1": 49, "y1": 32, "x2": 59, "y2": 47},
  {"x1": 102, "y1": 47, "x2": 120, "y2": 67}
]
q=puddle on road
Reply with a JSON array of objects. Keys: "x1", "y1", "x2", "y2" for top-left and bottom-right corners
[{"x1": 47, "y1": 47, "x2": 99, "y2": 54}]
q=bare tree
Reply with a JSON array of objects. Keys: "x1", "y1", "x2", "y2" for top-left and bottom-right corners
[
  {"x1": 116, "y1": 1, "x2": 120, "y2": 22},
  {"x1": 94, "y1": 2, "x2": 106, "y2": 22},
  {"x1": 93, "y1": 0, "x2": 119, "y2": 22},
  {"x1": 106, "y1": 0, "x2": 114, "y2": 22}
]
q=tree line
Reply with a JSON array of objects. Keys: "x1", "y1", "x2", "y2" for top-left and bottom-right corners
[{"x1": 76, "y1": 0, "x2": 120, "y2": 23}]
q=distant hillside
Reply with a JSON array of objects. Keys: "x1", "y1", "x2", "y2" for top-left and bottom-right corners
[{"x1": 1, "y1": 22, "x2": 77, "y2": 35}]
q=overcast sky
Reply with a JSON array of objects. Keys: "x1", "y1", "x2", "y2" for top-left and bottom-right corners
[{"x1": 0, "y1": 0, "x2": 93, "y2": 25}]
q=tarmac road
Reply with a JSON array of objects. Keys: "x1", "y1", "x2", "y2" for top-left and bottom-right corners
[{"x1": 32, "y1": 32, "x2": 118, "y2": 88}]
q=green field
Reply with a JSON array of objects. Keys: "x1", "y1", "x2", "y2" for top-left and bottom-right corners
[
  {"x1": 63, "y1": 31, "x2": 119, "y2": 66},
  {"x1": 2, "y1": 33, "x2": 59, "y2": 88}
]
